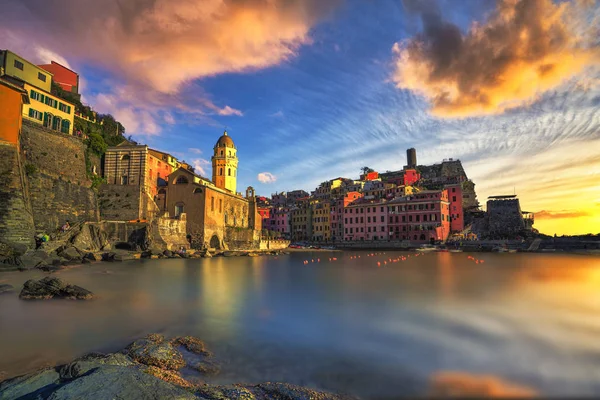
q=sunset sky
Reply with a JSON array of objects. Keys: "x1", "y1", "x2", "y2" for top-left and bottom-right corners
[{"x1": 1, "y1": 0, "x2": 599, "y2": 235}]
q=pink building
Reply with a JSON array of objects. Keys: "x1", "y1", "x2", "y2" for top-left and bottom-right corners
[
  {"x1": 386, "y1": 190, "x2": 451, "y2": 243},
  {"x1": 343, "y1": 199, "x2": 388, "y2": 241},
  {"x1": 445, "y1": 183, "x2": 464, "y2": 232},
  {"x1": 331, "y1": 191, "x2": 361, "y2": 241},
  {"x1": 267, "y1": 207, "x2": 290, "y2": 238}
]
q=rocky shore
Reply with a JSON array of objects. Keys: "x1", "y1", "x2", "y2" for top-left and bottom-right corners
[{"x1": 0, "y1": 333, "x2": 352, "y2": 400}]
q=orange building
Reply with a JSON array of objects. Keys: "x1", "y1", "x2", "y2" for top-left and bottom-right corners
[
  {"x1": 0, "y1": 76, "x2": 29, "y2": 144},
  {"x1": 38, "y1": 61, "x2": 79, "y2": 94}
]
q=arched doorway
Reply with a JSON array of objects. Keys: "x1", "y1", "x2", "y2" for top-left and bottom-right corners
[
  {"x1": 209, "y1": 234, "x2": 220, "y2": 249},
  {"x1": 420, "y1": 234, "x2": 426, "y2": 241}
]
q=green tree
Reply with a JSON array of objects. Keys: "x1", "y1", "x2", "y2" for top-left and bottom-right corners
[
  {"x1": 361, "y1": 166, "x2": 374, "y2": 175},
  {"x1": 87, "y1": 133, "x2": 108, "y2": 156}
]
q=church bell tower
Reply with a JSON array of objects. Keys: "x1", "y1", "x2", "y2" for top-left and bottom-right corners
[{"x1": 212, "y1": 130, "x2": 238, "y2": 193}]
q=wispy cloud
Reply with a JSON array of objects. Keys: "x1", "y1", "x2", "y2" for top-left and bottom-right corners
[
  {"x1": 192, "y1": 158, "x2": 211, "y2": 177},
  {"x1": 270, "y1": 111, "x2": 285, "y2": 118},
  {"x1": 535, "y1": 210, "x2": 590, "y2": 220},
  {"x1": 189, "y1": 148, "x2": 203, "y2": 155},
  {"x1": 257, "y1": 172, "x2": 277, "y2": 184}
]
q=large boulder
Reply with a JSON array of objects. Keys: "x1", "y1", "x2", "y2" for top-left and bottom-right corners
[
  {"x1": 70, "y1": 224, "x2": 108, "y2": 252},
  {"x1": 126, "y1": 334, "x2": 185, "y2": 371},
  {"x1": 19, "y1": 277, "x2": 93, "y2": 300},
  {"x1": 59, "y1": 353, "x2": 136, "y2": 380},
  {"x1": 58, "y1": 246, "x2": 82, "y2": 261},
  {"x1": 0, "y1": 368, "x2": 60, "y2": 400},
  {"x1": 46, "y1": 365, "x2": 198, "y2": 400}
]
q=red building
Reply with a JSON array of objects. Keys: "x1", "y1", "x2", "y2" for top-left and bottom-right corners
[
  {"x1": 386, "y1": 190, "x2": 450, "y2": 243},
  {"x1": 331, "y1": 191, "x2": 361, "y2": 241},
  {"x1": 445, "y1": 183, "x2": 464, "y2": 232},
  {"x1": 38, "y1": 61, "x2": 79, "y2": 94},
  {"x1": 403, "y1": 168, "x2": 420, "y2": 186}
]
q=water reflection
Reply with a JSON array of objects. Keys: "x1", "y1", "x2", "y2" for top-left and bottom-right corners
[{"x1": 0, "y1": 252, "x2": 600, "y2": 398}]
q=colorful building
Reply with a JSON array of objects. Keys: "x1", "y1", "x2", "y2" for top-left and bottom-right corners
[
  {"x1": 267, "y1": 207, "x2": 290, "y2": 238},
  {"x1": 330, "y1": 191, "x2": 362, "y2": 242},
  {"x1": 445, "y1": 183, "x2": 464, "y2": 232},
  {"x1": 387, "y1": 190, "x2": 451, "y2": 243},
  {"x1": 38, "y1": 61, "x2": 79, "y2": 94},
  {"x1": 0, "y1": 50, "x2": 74, "y2": 135},
  {"x1": 343, "y1": 199, "x2": 388, "y2": 241},
  {"x1": 0, "y1": 76, "x2": 29, "y2": 144},
  {"x1": 311, "y1": 200, "x2": 330, "y2": 241},
  {"x1": 290, "y1": 197, "x2": 312, "y2": 241}
]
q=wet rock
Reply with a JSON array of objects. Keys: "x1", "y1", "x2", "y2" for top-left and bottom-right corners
[
  {"x1": 19, "y1": 277, "x2": 93, "y2": 300},
  {"x1": 163, "y1": 250, "x2": 173, "y2": 257},
  {"x1": 171, "y1": 336, "x2": 209, "y2": 355},
  {"x1": 46, "y1": 365, "x2": 198, "y2": 400},
  {"x1": 191, "y1": 359, "x2": 220, "y2": 376},
  {"x1": 59, "y1": 352, "x2": 136, "y2": 380},
  {"x1": 253, "y1": 382, "x2": 350, "y2": 400},
  {"x1": 143, "y1": 366, "x2": 195, "y2": 388},
  {"x1": 18, "y1": 252, "x2": 45, "y2": 269},
  {"x1": 58, "y1": 246, "x2": 82, "y2": 261},
  {"x1": 81, "y1": 258, "x2": 91, "y2": 264},
  {"x1": 101, "y1": 252, "x2": 116, "y2": 262},
  {"x1": 0, "y1": 368, "x2": 60, "y2": 400},
  {"x1": 0, "y1": 284, "x2": 15, "y2": 294},
  {"x1": 141, "y1": 251, "x2": 152, "y2": 259},
  {"x1": 84, "y1": 252, "x2": 97, "y2": 261},
  {"x1": 223, "y1": 251, "x2": 238, "y2": 257},
  {"x1": 196, "y1": 385, "x2": 256, "y2": 400},
  {"x1": 126, "y1": 334, "x2": 185, "y2": 371}
]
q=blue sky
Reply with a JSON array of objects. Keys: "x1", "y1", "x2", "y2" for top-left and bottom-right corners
[{"x1": 2, "y1": 0, "x2": 599, "y2": 234}]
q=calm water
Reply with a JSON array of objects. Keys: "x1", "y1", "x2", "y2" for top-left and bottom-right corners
[{"x1": 1, "y1": 251, "x2": 600, "y2": 398}]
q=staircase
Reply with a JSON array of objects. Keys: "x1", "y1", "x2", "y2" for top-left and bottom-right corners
[{"x1": 527, "y1": 238, "x2": 542, "y2": 251}]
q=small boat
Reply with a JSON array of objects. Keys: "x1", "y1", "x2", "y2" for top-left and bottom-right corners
[{"x1": 449, "y1": 249, "x2": 463, "y2": 253}]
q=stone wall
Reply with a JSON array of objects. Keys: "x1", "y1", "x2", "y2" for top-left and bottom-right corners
[
  {"x1": 27, "y1": 174, "x2": 99, "y2": 233},
  {"x1": 487, "y1": 199, "x2": 525, "y2": 238},
  {"x1": 20, "y1": 119, "x2": 90, "y2": 185},
  {"x1": 102, "y1": 221, "x2": 147, "y2": 249},
  {"x1": 259, "y1": 239, "x2": 291, "y2": 250},
  {"x1": 224, "y1": 226, "x2": 261, "y2": 250},
  {"x1": 98, "y1": 184, "x2": 142, "y2": 221},
  {"x1": 0, "y1": 142, "x2": 35, "y2": 247},
  {"x1": 19, "y1": 120, "x2": 99, "y2": 233},
  {"x1": 152, "y1": 213, "x2": 189, "y2": 251}
]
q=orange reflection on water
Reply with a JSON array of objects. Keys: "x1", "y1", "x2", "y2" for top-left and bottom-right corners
[{"x1": 429, "y1": 371, "x2": 537, "y2": 398}]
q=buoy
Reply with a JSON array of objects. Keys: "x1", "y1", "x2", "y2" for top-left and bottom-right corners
[
  {"x1": 317, "y1": 258, "x2": 320, "y2": 262},
  {"x1": 480, "y1": 260, "x2": 485, "y2": 263},
  {"x1": 384, "y1": 261, "x2": 387, "y2": 265},
  {"x1": 377, "y1": 262, "x2": 381, "y2": 266}
]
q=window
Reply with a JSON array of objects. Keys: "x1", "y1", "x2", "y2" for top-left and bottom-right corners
[
  {"x1": 211, "y1": 197, "x2": 215, "y2": 211},
  {"x1": 121, "y1": 176, "x2": 128, "y2": 185},
  {"x1": 38, "y1": 72, "x2": 47, "y2": 82},
  {"x1": 452, "y1": 196, "x2": 457, "y2": 202},
  {"x1": 219, "y1": 168, "x2": 223, "y2": 175},
  {"x1": 30, "y1": 90, "x2": 41, "y2": 101},
  {"x1": 381, "y1": 207, "x2": 384, "y2": 212},
  {"x1": 219, "y1": 199, "x2": 222, "y2": 213},
  {"x1": 59, "y1": 103, "x2": 68, "y2": 113},
  {"x1": 121, "y1": 154, "x2": 130, "y2": 161},
  {"x1": 28, "y1": 108, "x2": 43, "y2": 121},
  {"x1": 14, "y1": 59, "x2": 24, "y2": 70},
  {"x1": 175, "y1": 176, "x2": 189, "y2": 184},
  {"x1": 60, "y1": 119, "x2": 70, "y2": 134},
  {"x1": 381, "y1": 226, "x2": 385, "y2": 232},
  {"x1": 381, "y1": 216, "x2": 384, "y2": 222},
  {"x1": 228, "y1": 168, "x2": 231, "y2": 176},
  {"x1": 193, "y1": 188, "x2": 203, "y2": 194}
]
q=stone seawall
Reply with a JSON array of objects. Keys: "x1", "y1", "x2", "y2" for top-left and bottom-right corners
[
  {"x1": 0, "y1": 142, "x2": 35, "y2": 248},
  {"x1": 20, "y1": 120, "x2": 99, "y2": 233},
  {"x1": 224, "y1": 226, "x2": 261, "y2": 250},
  {"x1": 259, "y1": 239, "x2": 291, "y2": 250},
  {"x1": 98, "y1": 184, "x2": 142, "y2": 221}
]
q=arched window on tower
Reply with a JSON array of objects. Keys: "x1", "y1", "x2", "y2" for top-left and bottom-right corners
[
  {"x1": 220, "y1": 150, "x2": 223, "y2": 156},
  {"x1": 228, "y1": 168, "x2": 231, "y2": 176},
  {"x1": 219, "y1": 167, "x2": 223, "y2": 175}
]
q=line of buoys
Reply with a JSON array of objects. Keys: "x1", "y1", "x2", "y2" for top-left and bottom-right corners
[{"x1": 466, "y1": 255, "x2": 485, "y2": 264}]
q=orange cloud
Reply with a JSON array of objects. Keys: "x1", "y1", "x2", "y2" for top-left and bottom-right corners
[
  {"x1": 535, "y1": 210, "x2": 590, "y2": 219},
  {"x1": 392, "y1": 0, "x2": 599, "y2": 118},
  {"x1": 429, "y1": 371, "x2": 537, "y2": 397},
  {"x1": 6, "y1": 0, "x2": 338, "y2": 93}
]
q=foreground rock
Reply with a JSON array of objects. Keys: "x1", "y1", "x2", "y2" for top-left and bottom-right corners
[
  {"x1": 19, "y1": 277, "x2": 93, "y2": 300},
  {"x1": 0, "y1": 334, "x2": 351, "y2": 400}
]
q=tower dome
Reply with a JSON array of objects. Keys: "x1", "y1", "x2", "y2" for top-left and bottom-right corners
[{"x1": 215, "y1": 130, "x2": 235, "y2": 148}]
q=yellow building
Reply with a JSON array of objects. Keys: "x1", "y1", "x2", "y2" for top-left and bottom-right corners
[
  {"x1": 311, "y1": 200, "x2": 330, "y2": 241},
  {"x1": 211, "y1": 131, "x2": 238, "y2": 193},
  {"x1": 1, "y1": 50, "x2": 74, "y2": 135}
]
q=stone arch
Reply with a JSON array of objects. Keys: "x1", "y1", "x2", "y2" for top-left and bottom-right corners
[
  {"x1": 121, "y1": 154, "x2": 130, "y2": 161},
  {"x1": 209, "y1": 234, "x2": 221, "y2": 249}
]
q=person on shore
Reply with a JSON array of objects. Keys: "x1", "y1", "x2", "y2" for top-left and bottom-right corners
[{"x1": 61, "y1": 221, "x2": 70, "y2": 233}]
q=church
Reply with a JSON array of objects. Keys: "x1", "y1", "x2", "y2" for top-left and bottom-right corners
[{"x1": 165, "y1": 131, "x2": 262, "y2": 250}]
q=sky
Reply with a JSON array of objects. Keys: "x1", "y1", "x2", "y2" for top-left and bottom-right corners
[{"x1": 1, "y1": 0, "x2": 599, "y2": 235}]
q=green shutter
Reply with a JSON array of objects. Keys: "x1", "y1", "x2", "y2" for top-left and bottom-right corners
[{"x1": 28, "y1": 108, "x2": 34, "y2": 118}]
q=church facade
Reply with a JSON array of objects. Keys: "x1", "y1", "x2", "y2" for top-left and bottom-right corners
[{"x1": 165, "y1": 131, "x2": 262, "y2": 250}]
